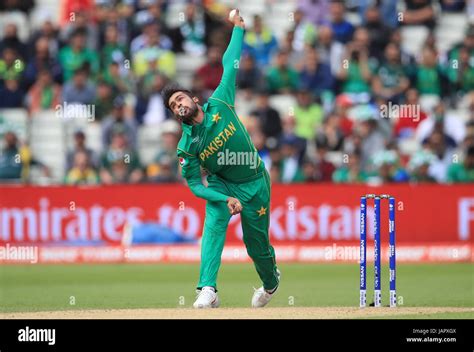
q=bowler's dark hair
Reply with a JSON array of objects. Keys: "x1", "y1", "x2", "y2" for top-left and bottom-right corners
[{"x1": 162, "y1": 83, "x2": 193, "y2": 110}]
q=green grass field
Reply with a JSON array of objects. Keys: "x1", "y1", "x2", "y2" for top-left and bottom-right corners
[{"x1": 0, "y1": 263, "x2": 472, "y2": 318}]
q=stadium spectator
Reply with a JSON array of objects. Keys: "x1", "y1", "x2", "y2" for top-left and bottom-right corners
[
  {"x1": 314, "y1": 141, "x2": 336, "y2": 181},
  {"x1": 26, "y1": 69, "x2": 61, "y2": 114},
  {"x1": 269, "y1": 163, "x2": 282, "y2": 183},
  {"x1": 389, "y1": 28, "x2": 417, "y2": 69},
  {"x1": 345, "y1": 112, "x2": 386, "y2": 172},
  {"x1": 137, "y1": 72, "x2": 168, "y2": 126},
  {"x1": 280, "y1": 115, "x2": 307, "y2": 161},
  {"x1": 332, "y1": 153, "x2": 368, "y2": 183},
  {"x1": 242, "y1": 15, "x2": 278, "y2": 67},
  {"x1": 0, "y1": 47, "x2": 24, "y2": 82},
  {"x1": 139, "y1": 0, "x2": 169, "y2": 36},
  {"x1": 169, "y1": 2, "x2": 207, "y2": 55},
  {"x1": 58, "y1": 27, "x2": 99, "y2": 81},
  {"x1": 195, "y1": 46, "x2": 223, "y2": 96},
  {"x1": 359, "y1": 0, "x2": 398, "y2": 29},
  {"x1": 61, "y1": 8, "x2": 99, "y2": 51},
  {"x1": 95, "y1": 1, "x2": 131, "y2": 50},
  {"x1": 337, "y1": 32, "x2": 373, "y2": 103},
  {"x1": 371, "y1": 42, "x2": 410, "y2": 103},
  {"x1": 279, "y1": 30, "x2": 305, "y2": 70},
  {"x1": 99, "y1": 127, "x2": 143, "y2": 184},
  {"x1": 132, "y1": 24, "x2": 176, "y2": 79},
  {"x1": 402, "y1": 0, "x2": 436, "y2": 29},
  {"x1": 297, "y1": 0, "x2": 329, "y2": 26},
  {"x1": 447, "y1": 145, "x2": 474, "y2": 183},
  {"x1": 59, "y1": 0, "x2": 93, "y2": 27},
  {"x1": 102, "y1": 60, "x2": 134, "y2": 95},
  {"x1": 147, "y1": 120, "x2": 181, "y2": 183},
  {"x1": 62, "y1": 66, "x2": 96, "y2": 105},
  {"x1": 0, "y1": 23, "x2": 27, "y2": 60},
  {"x1": 236, "y1": 53, "x2": 263, "y2": 95},
  {"x1": 0, "y1": 130, "x2": 50, "y2": 182},
  {"x1": 100, "y1": 25, "x2": 129, "y2": 73},
  {"x1": 417, "y1": 102, "x2": 464, "y2": 147},
  {"x1": 424, "y1": 130, "x2": 455, "y2": 182},
  {"x1": 93, "y1": 79, "x2": 114, "y2": 121},
  {"x1": 315, "y1": 113, "x2": 344, "y2": 151},
  {"x1": 265, "y1": 50, "x2": 299, "y2": 94},
  {"x1": 447, "y1": 45, "x2": 474, "y2": 96},
  {"x1": 301, "y1": 157, "x2": 318, "y2": 182},
  {"x1": 293, "y1": 89, "x2": 323, "y2": 140},
  {"x1": 250, "y1": 89, "x2": 282, "y2": 139},
  {"x1": 413, "y1": 46, "x2": 448, "y2": 99},
  {"x1": 189, "y1": 73, "x2": 206, "y2": 106},
  {"x1": 370, "y1": 150, "x2": 410, "y2": 183},
  {"x1": 299, "y1": 48, "x2": 335, "y2": 97},
  {"x1": 245, "y1": 114, "x2": 263, "y2": 136},
  {"x1": 315, "y1": 25, "x2": 345, "y2": 77},
  {"x1": 393, "y1": 88, "x2": 428, "y2": 139},
  {"x1": 364, "y1": 6, "x2": 392, "y2": 62},
  {"x1": 291, "y1": 8, "x2": 317, "y2": 52},
  {"x1": 0, "y1": 131, "x2": 23, "y2": 181},
  {"x1": 0, "y1": 77, "x2": 24, "y2": 108},
  {"x1": 352, "y1": 27, "x2": 373, "y2": 57},
  {"x1": 66, "y1": 130, "x2": 99, "y2": 172},
  {"x1": 279, "y1": 135, "x2": 305, "y2": 183},
  {"x1": 101, "y1": 95, "x2": 137, "y2": 148},
  {"x1": 251, "y1": 123, "x2": 272, "y2": 169},
  {"x1": 447, "y1": 26, "x2": 474, "y2": 71},
  {"x1": 408, "y1": 150, "x2": 437, "y2": 183},
  {"x1": 65, "y1": 150, "x2": 99, "y2": 185},
  {"x1": 375, "y1": 96, "x2": 395, "y2": 138},
  {"x1": 131, "y1": 18, "x2": 172, "y2": 55},
  {"x1": 27, "y1": 15, "x2": 60, "y2": 58},
  {"x1": 329, "y1": 0, "x2": 355, "y2": 44},
  {"x1": 23, "y1": 36, "x2": 63, "y2": 88},
  {"x1": 148, "y1": 154, "x2": 177, "y2": 183},
  {"x1": 334, "y1": 95, "x2": 354, "y2": 137}
]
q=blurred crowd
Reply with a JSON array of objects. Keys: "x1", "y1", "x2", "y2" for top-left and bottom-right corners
[{"x1": 0, "y1": 0, "x2": 473, "y2": 185}]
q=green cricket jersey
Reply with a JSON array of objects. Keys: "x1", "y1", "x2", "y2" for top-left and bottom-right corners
[{"x1": 177, "y1": 27, "x2": 265, "y2": 203}]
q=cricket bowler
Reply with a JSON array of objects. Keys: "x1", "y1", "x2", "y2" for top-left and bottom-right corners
[{"x1": 162, "y1": 9, "x2": 280, "y2": 308}]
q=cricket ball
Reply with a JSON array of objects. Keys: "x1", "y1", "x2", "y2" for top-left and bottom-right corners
[{"x1": 229, "y1": 9, "x2": 238, "y2": 21}]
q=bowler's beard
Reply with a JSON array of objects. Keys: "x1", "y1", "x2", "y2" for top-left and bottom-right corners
[{"x1": 177, "y1": 102, "x2": 199, "y2": 125}]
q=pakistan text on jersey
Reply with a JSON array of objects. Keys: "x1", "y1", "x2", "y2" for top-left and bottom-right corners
[{"x1": 199, "y1": 121, "x2": 237, "y2": 162}]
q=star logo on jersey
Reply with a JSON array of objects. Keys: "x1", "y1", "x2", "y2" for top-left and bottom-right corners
[
  {"x1": 211, "y1": 112, "x2": 222, "y2": 124},
  {"x1": 257, "y1": 206, "x2": 267, "y2": 217}
]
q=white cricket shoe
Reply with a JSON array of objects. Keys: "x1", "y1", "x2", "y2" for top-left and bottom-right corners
[
  {"x1": 193, "y1": 286, "x2": 220, "y2": 309},
  {"x1": 251, "y1": 269, "x2": 281, "y2": 308}
]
